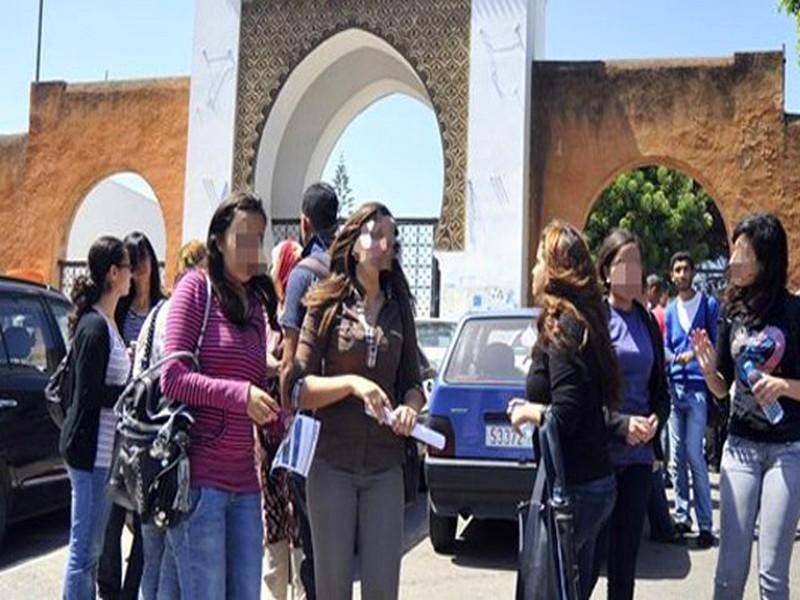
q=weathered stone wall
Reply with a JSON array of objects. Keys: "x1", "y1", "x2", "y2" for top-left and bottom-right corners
[
  {"x1": 0, "y1": 78, "x2": 189, "y2": 286},
  {"x1": 529, "y1": 52, "x2": 799, "y2": 288},
  {"x1": 0, "y1": 135, "x2": 28, "y2": 235}
]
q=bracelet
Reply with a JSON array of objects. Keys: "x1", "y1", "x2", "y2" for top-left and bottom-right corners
[{"x1": 291, "y1": 377, "x2": 305, "y2": 411}]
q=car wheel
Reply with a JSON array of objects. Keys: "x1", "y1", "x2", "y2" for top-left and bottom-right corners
[{"x1": 428, "y1": 504, "x2": 456, "y2": 554}]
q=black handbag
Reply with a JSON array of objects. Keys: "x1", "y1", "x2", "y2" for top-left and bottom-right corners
[
  {"x1": 108, "y1": 276, "x2": 212, "y2": 529},
  {"x1": 516, "y1": 415, "x2": 580, "y2": 600}
]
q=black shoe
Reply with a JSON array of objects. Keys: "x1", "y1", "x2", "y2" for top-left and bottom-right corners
[
  {"x1": 674, "y1": 520, "x2": 693, "y2": 536},
  {"x1": 697, "y1": 530, "x2": 715, "y2": 549},
  {"x1": 651, "y1": 530, "x2": 687, "y2": 545}
]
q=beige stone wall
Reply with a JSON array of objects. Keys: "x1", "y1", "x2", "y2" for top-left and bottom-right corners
[
  {"x1": 529, "y1": 51, "x2": 800, "y2": 289},
  {"x1": 0, "y1": 78, "x2": 189, "y2": 286}
]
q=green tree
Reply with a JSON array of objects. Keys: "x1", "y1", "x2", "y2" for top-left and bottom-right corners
[
  {"x1": 584, "y1": 166, "x2": 725, "y2": 276},
  {"x1": 779, "y1": 0, "x2": 800, "y2": 63},
  {"x1": 331, "y1": 153, "x2": 355, "y2": 217}
]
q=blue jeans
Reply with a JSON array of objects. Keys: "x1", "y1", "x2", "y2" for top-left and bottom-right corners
[
  {"x1": 568, "y1": 474, "x2": 617, "y2": 600},
  {"x1": 139, "y1": 523, "x2": 179, "y2": 600},
  {"x1": 164, "y1": 487, "x2": 262, "y2": 600},
  {"x1": 714, "y1": 435, "x2": 800, "y2": 600},
  {"x1": 63, "y1": 466, "x2": 113, "y2": 600},
  {"x1": 669, "y1": 381, "x2": 713, "y2": 531}
]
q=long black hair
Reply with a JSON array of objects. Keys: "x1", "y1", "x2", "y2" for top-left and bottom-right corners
[
  {"x1": 69, "y1": 236, "x2": 127, "y2": 337},
  {"x1": 305, "y1": 202, "x2": 414, "y2": 335},
  {"x1": 115, "y1": 231, "x2": 165, "y2": 330},
  {"x1": 207, "y1": 191, "x2": 279, "y2": 331},
  {"x1": 724, "y1": 212, "x2": 788, "y2": 328}
]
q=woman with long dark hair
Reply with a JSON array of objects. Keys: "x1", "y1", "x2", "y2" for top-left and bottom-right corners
[
  {"x1": 507, "y1": 221, "x2": 620, "y2": 599},
  {"x1": 161, "y1": 191, "x2": 280, "y2": 600},
  {"x1": 290, "y1": 202, "x2": 424, "y2": 599},
  {"x1": 591, "y1": 228, "x2": 670, "y2": 600},
  {"x1": 61, "y1": 236, "x2": 132, "y2": 598},
  {"x1": 100, "y1": 231, "x2": 166, "y2": 600},
  {"x1": 691, "y1": 213, "x2": 800, "y2": 599}
]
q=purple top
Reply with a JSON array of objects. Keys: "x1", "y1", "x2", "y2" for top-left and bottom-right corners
[
  {"x1": 608, "y1": 305, "x2": 655, "y2": 466},
  {"x1": 161, "y1": 270, "x2": 268, "y2": 493}
]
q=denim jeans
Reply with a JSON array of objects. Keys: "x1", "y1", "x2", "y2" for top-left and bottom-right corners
[
  {"x1": 139, "y1": 522, "x2": 179, "y2": 600},
  {"x1": 567, "y1": 474, "x2": 617, "y2": 600},
  {"x1": 63, "y1": 466, "x2": 113, "y2": 600},
  {"x1": 714, "y1": 435, "x2": 800, "y2": 600},
  {"x1": 669, "y1": 381, "x2": 713, "y2": 531},
  {"x1": 164, "y1": 487, "x2": 263, "y2": 600}
]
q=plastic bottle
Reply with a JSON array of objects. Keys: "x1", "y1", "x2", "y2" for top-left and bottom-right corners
[{"x1": 743, "y1": 360, "x2": 784, "y2": 425}]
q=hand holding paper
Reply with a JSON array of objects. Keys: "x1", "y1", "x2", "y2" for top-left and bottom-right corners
[{"x1": 365, "y1": 404, "x2": 446, "y2": 451}]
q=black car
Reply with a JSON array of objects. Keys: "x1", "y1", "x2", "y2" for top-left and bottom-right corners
[{"x1": 0, "y1": 275, "x2": 71, "y2": 547}]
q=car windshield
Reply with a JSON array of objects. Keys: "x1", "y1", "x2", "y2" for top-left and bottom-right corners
[
  {"x1": 444, "y1": 317, "x2": 537, "y2": 385},
  {"x1": 417, "y1": 322, "x2": 456, "y2": 350}
]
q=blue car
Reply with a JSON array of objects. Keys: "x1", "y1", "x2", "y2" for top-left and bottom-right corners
[{"x1": 425, "y1": 309, "x2": 539, "y2": 552}]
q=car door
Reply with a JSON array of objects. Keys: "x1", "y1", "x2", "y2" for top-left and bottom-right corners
[{"x1": 0, "y1": 292, "x2": 66, "y2": 492}]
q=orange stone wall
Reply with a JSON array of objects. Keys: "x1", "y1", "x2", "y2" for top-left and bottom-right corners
[
  {"x1": 529, "y1": 51, "x2": 800, "y2": 289},
  {"x1": 0, "y1": 78, "x2": 189, "y2": 286}
]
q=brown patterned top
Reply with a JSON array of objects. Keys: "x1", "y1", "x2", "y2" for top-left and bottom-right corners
[{"x1": 294, "y1": 292, "x2": 422, "y2": 473}]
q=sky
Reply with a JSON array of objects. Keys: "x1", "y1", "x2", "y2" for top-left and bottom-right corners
[{"x1": 1, "y1": 0, "x2": 797, "y2": 217}]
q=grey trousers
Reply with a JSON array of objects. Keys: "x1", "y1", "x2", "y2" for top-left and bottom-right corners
[
  {"x1": 307, "y1": 459, "x2": 404, "y2": 600},
  {"x1": 714, "y1": 435, "x2": 800, "y2": 600}
]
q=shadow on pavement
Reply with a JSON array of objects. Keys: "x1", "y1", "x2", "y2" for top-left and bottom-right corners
[
  {"x1": 450, "y1": 518, "x2": 517, "y2": 571},
  {"x1": 0, "y1": 507, "x2": 70, "y2": 571}
]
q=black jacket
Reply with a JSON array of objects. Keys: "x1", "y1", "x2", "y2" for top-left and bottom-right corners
[
  {"x1": 605, "y1": 300, "x2": 671, "y2": 460},
  {"x1": 59, "y1": 311, "x2": 125, "y2": 471}
]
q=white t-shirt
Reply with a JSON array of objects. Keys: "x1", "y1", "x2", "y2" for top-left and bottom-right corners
[
  {"x1": 133, "y1": 299, "x2": 170, "y2": 377},
  {"x1": 95, "y1": 311, "x2": 131, "y2": 469},
  {"x1": 676, "y1": 291, "x2": 702, "y2": 333}
]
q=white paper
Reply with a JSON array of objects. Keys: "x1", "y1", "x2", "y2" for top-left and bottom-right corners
[
  {"x1": 270, "y1": 414, "x2": 321, "y2": 478},
  {"x1": 365, "y1": 405, "x2": 446, "y2": 451}
]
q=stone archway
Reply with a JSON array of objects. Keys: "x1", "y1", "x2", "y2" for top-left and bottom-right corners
[
  {"x1": 233, "y1": 3, "x2": 472, "y2": 252},
  {"x1": 529, "y1": 52, "x2": 800, "y2": 287},
  {"x1": 0, "y1": 79, "x2": 188, "y2": 286},
  {"x1": 249, "y1": 28, "x2": 442, "y2": 224}
]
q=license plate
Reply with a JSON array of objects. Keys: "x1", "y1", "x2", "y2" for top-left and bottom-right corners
[{"x1": 485, "y1": 424, "x2": 530, "y2": 448}]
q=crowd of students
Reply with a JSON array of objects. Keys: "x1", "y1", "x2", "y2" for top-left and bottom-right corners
[
  {"x1": 509, "y1": 213, "x2": 800, "y2": 599},
  {"x1": 57, "y1": 178, "x2": 799, "y2": 600}
]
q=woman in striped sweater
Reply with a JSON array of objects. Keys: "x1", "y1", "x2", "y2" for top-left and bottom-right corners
[
  {"x1": 161, "y1": 192, "x2": 281, "y2": 600},
  {"x1": 60, "y1": 236, "x2": 132, "y2": 599}
]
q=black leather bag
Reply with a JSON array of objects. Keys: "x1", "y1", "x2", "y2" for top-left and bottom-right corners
[
  {"x1": 108, "y1": 276, "x2": 211, "y2": 529},
  {"x1": 515, "y1": 416, "x2": 579, "y2": 600}
]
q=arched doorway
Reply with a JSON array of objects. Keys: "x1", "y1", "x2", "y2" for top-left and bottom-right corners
[
  {"x1": 62, "y1": 172, "x2": 167, "y2": 296},
  {"x1": 583, "y1": 164, "x2": 729, "y2": 296},
  {"x1": 252, "y1": 29, "x2": 446, "y2": 315}
]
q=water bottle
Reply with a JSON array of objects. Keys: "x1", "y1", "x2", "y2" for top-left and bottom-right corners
[{"x1": 743, "y1": 360, "x2": 784, "y2": 425}]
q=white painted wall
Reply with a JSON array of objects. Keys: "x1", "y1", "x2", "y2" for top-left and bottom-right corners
[
  {"x1": 182, "y1": 0, "x2": 241, "y2": 242},
  {"x1": 66, "y1": 179, "x2": 167, "y2": 260},
  {"x1": 436, "y1": 0, "x2": 545, "y2": 319}
]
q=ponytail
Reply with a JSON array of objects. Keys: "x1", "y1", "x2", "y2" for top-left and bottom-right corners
[{"x1": 68, "y1": 236, "x2": 127, "y2": 338}]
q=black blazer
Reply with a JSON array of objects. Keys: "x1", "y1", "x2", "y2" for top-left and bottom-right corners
[
  {"x1": 59, "y1": 311, "x2": 125, "y2": 471},
  {"x1": 605, "y1": 300, "x2": 671, "y2": 460}
]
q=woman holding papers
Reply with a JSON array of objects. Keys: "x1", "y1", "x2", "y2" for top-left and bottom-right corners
[
  {"x1": 507, "y1": 221, "x2": 621, "y2": 600},
  {"x1": 290, "y1": 202, "x2": 425, "y2": 600},
  {"x1": 161, "y1": 192, "x2": 281, "y2": 600}
]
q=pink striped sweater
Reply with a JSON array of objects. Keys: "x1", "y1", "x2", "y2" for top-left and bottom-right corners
[{"x1": 161, "y1": 270, "x2": 268, "y2": 493}]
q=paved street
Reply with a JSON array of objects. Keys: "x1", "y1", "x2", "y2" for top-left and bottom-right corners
[{"x1": 1, "y1": 475, "x2": 798, "y2": 599}]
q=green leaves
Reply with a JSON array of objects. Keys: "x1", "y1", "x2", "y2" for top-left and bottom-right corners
[{"x1": 585, "y1": 166, "x2": 726, "y2": 276}]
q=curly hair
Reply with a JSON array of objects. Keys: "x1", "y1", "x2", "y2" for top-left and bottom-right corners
[{"x1": 534, "y1": 221, "x2": 621, "y2": 410}]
